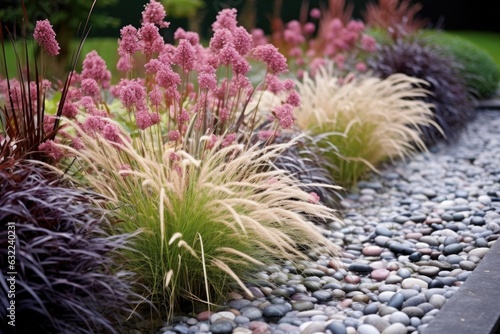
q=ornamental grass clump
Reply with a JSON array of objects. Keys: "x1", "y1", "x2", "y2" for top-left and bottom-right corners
[
  {"x1": 368, "y1": 37, "x2": 476, "y2": 145},
  {"x1": 292, "y1": 65, "x2": 439, "y2": 187},
  {"x1": 57, "y1": 1, "x2": 341, "y2": 318},
  {"x1": 0, "y1": 164, "x2": 143, "y2": 334}
]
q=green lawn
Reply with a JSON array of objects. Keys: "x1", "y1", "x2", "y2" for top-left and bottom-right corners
[
  {"x1": 2, "y1": 38, "x2": 119, "y2": 81},
  {"x1": 446, "y1": 30, "x2": 500, "y2": 69}
]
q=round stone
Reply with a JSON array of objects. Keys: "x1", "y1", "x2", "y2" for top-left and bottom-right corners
[
  {"x1": 209, "y1": 319, "x2": 236, "y2": 334},
  {"x1": 349, "y1": 263, "x2": 374, "y2": 273},
  {"x1": 385, "y1": 275, "x2": 403, "y2": 284},
  {"x1": 409, "y1": 252, "x2": 423, "y2": 262},
  {"x1": 387, "y1": 293, "x2": 405, "y2": 309},
  {"x1": 241, "y1": 306, "x2": 264, "y2": 321},
  {"x1": 371, "y1": 269, "x2": 390, "y2": 281},
  {"x1": 459, "y1": 260, "x2": 477, "y2": 271},
  {"x1": 468, "y1": 247, "x2": 489, "y2": 259},
  {"x1": 429, "y1": 295, "x2": 447, "y2": 309},
  {"x1": 381, "y1": 323, "x2": 407, "y2": 334},
  {"x1": 442, "y1": 244, "x2": 464, "y2": 255},
  {"x1": 263, "y1": 304, "x2": 289, "y2": 318},
  {"x1": 363, "y1": 246, "x2": 383, "y2": 257},
  {"x1": 389, "y1": 311, "x2": 410, "y2": 326},
  {"x1": 418, "y1": 266, "x2": 440, "y2": 277},
  {"x1": 327, "y1": 321, "x2": 348, "y2": 334},
  {"x1": 300, "y1": 321, "x2": 326, "y2": 334},
  {"x1": 312, "y1": 290, "x2": 333, "y2": 302},
  {"x1": 396, "y1": 269, "x2": 412, "y2": 279},
  {"x1": 376, "y1": 226, "x2": 395, "y2": 237},
  {"x1": 401, "y1": 278, "x2": 428, "y2": 289},
  {"x1": 402, "y1": 306, "x2": 425, "y2": 318},
  {"x1": 358, "y1": 324, "x2": 382, "y2": 334},
  {"x1": 363, "y1": 314, "x2": 390, "y2": 332},
  {"x1": 292, "y1": 301, "x2": 314, "y2": 312},
  {"x1": 428, "y1": 279, "x2": 445, "y2": 289},
  {"x1": 378, "y1": 291, "x2": 396, "y2": 303}
]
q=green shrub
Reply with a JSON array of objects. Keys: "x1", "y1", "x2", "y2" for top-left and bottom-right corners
[{"x1": 423, "y1": 31, "x2": 500, "y2": 99}]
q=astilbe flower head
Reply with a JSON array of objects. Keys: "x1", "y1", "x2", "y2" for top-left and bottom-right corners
[
  {"x1": 80, "y1": 78, "x2": 100, "y2": 99},
  {"x1": 173, "y1": 39, "x2": 196, "y2": 72},
  {"x1": 116, "y1": 79, "x2": 147, "y2": 111},
  {"x1": 198, "y1": 65, "x2": 217, "y2": 90},
  {"x1": 142, "y1": 0, "x2": 170, "y2": 28},
  {"x1": 232, "y1": 26, "x2": 252, "y2": 56},
  {"x1": 33, "y1": 19, "x2": 60, "y2": 56},
  {"x1": 212, "y1": 8, "x2": 238, "y2": 32},
  {"x1": 310, "y1": 8, "x2": 322, "y2": 19},
  {"x1": 273, "y1": 103, "x2": 294, "y2": 129},
  {"x1": 139, "y1": 23, "x2": 165, "y2": 57},
  {"x1": 38, "y1": 140, "x2": 64, "y2": 161},
  {"x1": 81, "y1": 51, "x2": 112, "y2": 88},
  {"x1": 251, "y1": 28, "x2": 268, "y2": 46},
  {"x1": 252, "y1": 44, "x2": 289, "y2": 74},
  {"x1": 117, "y1": 25, "x2": 141, "y2": 72},
  {"x1": 174, "y1": 28, "x2": 199, "y2": 46}
]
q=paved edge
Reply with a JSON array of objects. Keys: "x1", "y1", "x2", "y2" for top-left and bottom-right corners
[{"x1": 424, "y1": 239, "x2": 500, "y2": 334}]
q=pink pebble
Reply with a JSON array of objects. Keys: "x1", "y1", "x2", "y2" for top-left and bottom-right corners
[
  {"x1": 362, "y1": 245, "x2": 383, "y2": 257},
  {"x1": 370, "y1": 268, "x2": 390, "y2": 281}
]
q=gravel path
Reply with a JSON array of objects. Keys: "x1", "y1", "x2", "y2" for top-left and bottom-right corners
[{"x1": 146, "y1": 110, "x2": 500, "y2": 334}]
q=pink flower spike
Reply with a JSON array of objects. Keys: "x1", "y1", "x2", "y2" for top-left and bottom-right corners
[
  {"x1": 212, "y1": 8, "x2": 238, "y2": 32},
  {"x1": 258, "y1": 130, "x2": 277, "y2": 141},
  {"x1": 149, "y1": 85, "x2": 163, "y2": 106},
  {"x1": 173, "y1": 39, "x2": 196, "y2": 72},
  {"x1": 168, "y1": 130, "x2": 180, "y2": 141},
  {"x1": 273, "y1": 103, "x2": 294, "y2": 129},
  {"x1": 80, "y1": 78, "x2": 100, "y2": 98},
  {"x1": 178, "y1": 109, "x2": 190, "y2": 123},
  {"x1": 361, "y1": 34, "x2": 377, "y2": 52},
  {"x1": 135, "y1": 110, "x2": 154, "y2": 130},
  {"x1": 222, "y1": 133, "x2": 237, "y2": 147},
  {"x1": 139, "y1": 23, "x2": 164, "y2": 57},
  {"x1": 33, "y1": 20, "x2": 60, "y2": 56},
  {"x1": 118, "y1": 25, "x2": 142, "y2": 54},
  {"x1": 251, "y1": 28, "x2": 267, "y2": 46},
  {"x1": 310, "y1": 8, "x2": 321, "y2": 19},
  {"x1": 81, "y1": 50, "x2": 110, "y2": 87},
  {"x1": 303, "y1": 22, "x2": 316, "y2": 36},
  {"x1": 286, "y1": 90, "x2": 301, "y2": 107},
  {"x1": 198, "y1": 65, "x2": 217, "y2": 90},
  {"x1": 233, "y1": 26, "x2": 252, "y2": 56},
  {"x1": 252, "y1": 44, "x2": 288, "y2": 74},
  {"x1": 355, "y1": 62, "x2": 367, "y2": 73},
  {"x1": 61, "y1": 101, "x2": 79, "y2": 119},
  {"x1": 142, "y1": 0, "x2": 170, "y2": 28},
  {"x1": 39, "y1": 140, "x2": 63, "y2": 161}
]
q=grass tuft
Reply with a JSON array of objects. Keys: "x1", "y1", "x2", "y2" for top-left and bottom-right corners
[
  {"x1": 60, "y1": 120, "x2": 342, "y2": 318},
  {"x1": 293, "y1": 65, "x2": 440, "y2": 187}
]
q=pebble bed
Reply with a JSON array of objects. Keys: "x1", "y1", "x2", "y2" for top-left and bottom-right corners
[{"x1": 142, "y1": 110, "x2": 500, "y2": 334}]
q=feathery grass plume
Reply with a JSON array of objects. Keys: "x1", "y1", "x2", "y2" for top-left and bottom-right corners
[
  {"x1": 422, "y1": 30, "x2": 500, "y2": 100},
  {"x1": 368, "y1": 37, "x2": 476, "y2": 145},
  {"x1": 292, "y1": 64, "x2": 440, "y2": 187},
  {"x1": 59, "y1": 120, "x2": 341, "y2": 318},
  {"x1": 0, "y1": 164, "x2": 144, "y2": 334}
]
